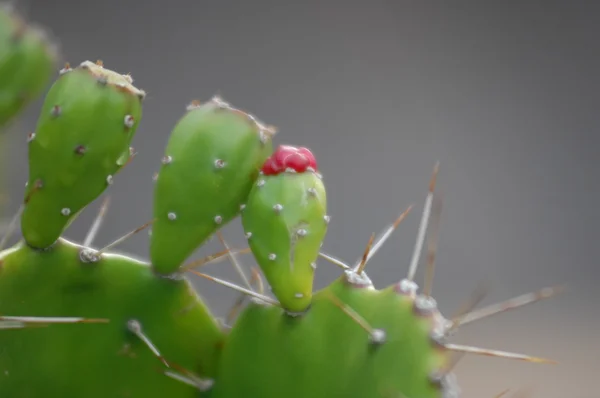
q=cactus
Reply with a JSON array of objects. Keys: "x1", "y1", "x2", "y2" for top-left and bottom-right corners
[
  {"x1": 241, "y1": 144, "x2": 327, "y2": 313},
  {"x1": 21, "y1": 60, "x2": 144, "y2": 249},
  {"x1": 150, "y1": 97, "x2": 275, "y2": 276},
  {"x1": 0, "y1": 4, "x2": 57, "y2": 130},
  {"x1": 0, "y1": 12, "x2": 562, "y2": 398}
]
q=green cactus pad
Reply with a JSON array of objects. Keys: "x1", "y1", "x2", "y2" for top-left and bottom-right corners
[
  {"x1": 210, "y1": 273, "x2": 451, "y2": 398},
  {"x1": 241, "y1": 146, "x2": 327, "y2": 313},
  {"x1": 0, "y1": 5, "x2": 57, "y2": 129},
  {"x1": 0, "y1": 238, "x2": 224, "y2": 398},
  {"x1": 20, "y1": 60, "x2": 145, "y2": 249},
  {"x1": 150, "y1": 97, "x2": 275, "y2": 275}
]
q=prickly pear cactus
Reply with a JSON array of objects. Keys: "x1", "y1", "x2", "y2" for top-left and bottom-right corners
[
  {"x1": 0, "y1": 238, "x2": 224, "y2": 398},
  {"x1": 0, "y1": 13, "x2": 561, "y2": 398},
  {"x1": 150, "y1": 97, "x2": 275, "y2": 276},
  {"x1": 21, "y1": 60, "x2": 144, "y2": 249},
  {"x1": 0, "y1": 5, "x2": 57, "y2": 130},
  {"x1": 241, "y1": 145, "x2": 327, "y2": 313}
]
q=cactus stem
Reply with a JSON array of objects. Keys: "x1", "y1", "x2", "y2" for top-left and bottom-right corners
[
  {"x1": 317, "y1": 251, "x2": 351, "y2": 270},
  {"x1": 325, "y1": 292, "x2": 385, "y2": 344},
  {"x1": 444, "y1": 343, "x2": 557, "y2": 364},
  {"x1": 83, "y1": 196, "x2": 111, "y2": 247},
  {"x1": 407, "y1": 162, "x2": 440, "y2": 282},
  {"x1": 126, "y1": 319, "x2": 171, "y2": 368},
  {"x1": 216, "y1": 231, "x2": 253, "y2": 291},
  {"x1": 187, "y1": 270, "x2": 280, "y2": 306},
  {"x1": 453, "y1": 285, "x2": 564, "y2": 329},
  {"x1": 94, "y1": 218, "x2": 156, "y2": 256},
  {"x1": 423, "y1": 194, "x2": 443, "y2": 297},
  {"x1": 0, "y1": 204, "x2": 23, "y2": 252}
]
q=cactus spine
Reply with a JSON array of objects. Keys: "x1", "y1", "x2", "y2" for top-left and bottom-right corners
[{"x1": 0, "y1": 10, "x2": 562, "y2": 398}]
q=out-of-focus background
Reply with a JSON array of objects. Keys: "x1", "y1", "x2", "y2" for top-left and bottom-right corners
[{"x1": 2, "y1": 1, "x2": 598, "y2": 397}]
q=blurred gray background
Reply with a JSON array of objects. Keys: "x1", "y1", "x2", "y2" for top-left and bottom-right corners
[{"x1": 2, "y1": 1, "x2": 599, "y2": 397}]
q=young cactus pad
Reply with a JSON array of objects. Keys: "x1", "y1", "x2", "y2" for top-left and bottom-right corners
[
  {"x1": 150, "y1": 97, "x2": 275, "y2": 275},
  {"x1": 21, "y1": 60, "x2": 144, "y2": 249},
  {"x1": 241, "y1": 145, "x2": 327, "y2": 313},
  {"x1": 0, "y1": 5, "x2": 57, "y2": 130},
  {"x1": 0, "y1": 238, "x2": 224, "y2": 398}
]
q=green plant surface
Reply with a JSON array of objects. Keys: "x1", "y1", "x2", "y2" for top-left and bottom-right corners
[
  {"x1": 0, "y1": 5, "x2": 57, "y2": 130},
  {"x1": 21, "y1": 61, "x2": 144, "y2": 249},
  {"x1": 150, "y1": 97, "x2": 274, "y2": 276},
  {"x1": 241, "y1": 147, "x2": 328, "y2": 313},
  {"x1": 210, "y1": 274, "x2": 447, "y2": 398},
  {"x1": 0, "y1": 238, "x2": 224, "y2": 398}
]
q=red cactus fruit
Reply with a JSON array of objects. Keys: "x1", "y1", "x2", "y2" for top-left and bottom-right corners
[{"x1": 261, "y1": 145, "x2": 318, "y2": 175}]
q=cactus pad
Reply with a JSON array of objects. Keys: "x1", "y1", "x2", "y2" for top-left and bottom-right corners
[
  {"x1": 241, "y1": 145, "x2": 327, "y2": 313},
  {"x1": 150, "y1": 97, "x2": 274, "y2": 275},
  {"x1": 0, "y1": 5, "x2": 57, "y2": 129},
  {"x1": 20, "y1": 60, "x2": 144, "y2": 249},
  {"x1": 210, "y1": 271, "x2": 452, "y2": 398},
  {"x1": 0, "y1": 238, "x2": 224, "y2": 398}
]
